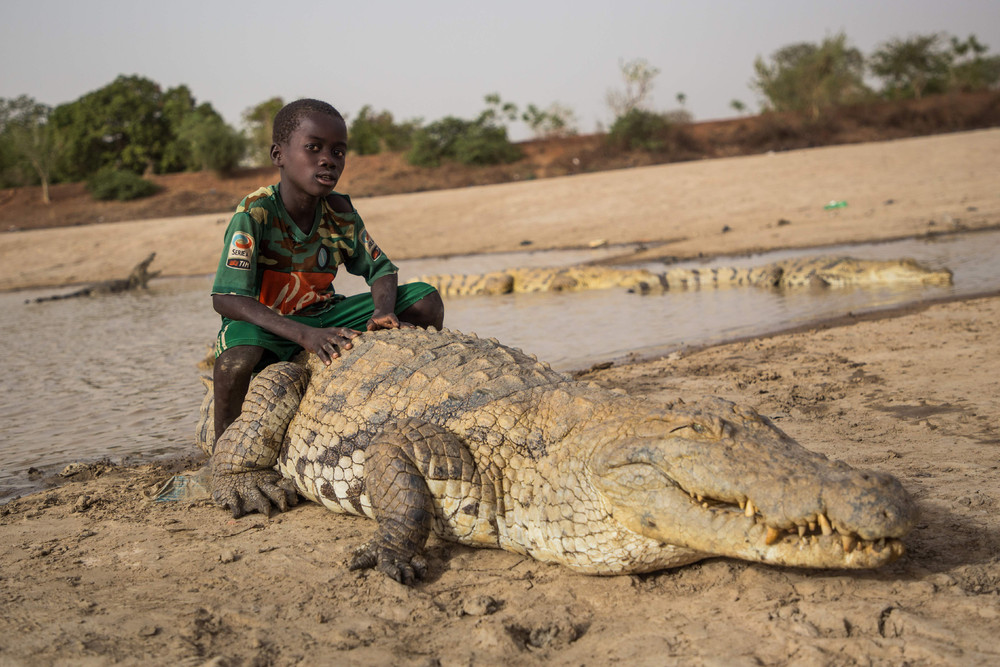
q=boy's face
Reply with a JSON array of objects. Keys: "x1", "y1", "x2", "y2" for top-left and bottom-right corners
[{"x1": 270, "y1": 112, "x2": 348, "y2": 200}]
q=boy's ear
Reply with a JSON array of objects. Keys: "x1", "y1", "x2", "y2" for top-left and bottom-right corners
[{"x1": 270, "y1": 143, "x2": 283, "y2": 167}]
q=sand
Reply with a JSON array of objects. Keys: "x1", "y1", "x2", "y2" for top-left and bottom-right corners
[{"x1": 1, "y1": 129, "x2": 998, "y2": 665}]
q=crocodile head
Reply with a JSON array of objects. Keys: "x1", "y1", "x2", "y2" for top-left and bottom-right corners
[
  {"x1": 856, "y1": 257, "x2": 954, "y2": 285},
  {"x1": 589, "y1": 397, "x2": 916, "y2": 568},
  {"x1": 788, "y1": 257, "x2": 954, "y2": 288}
]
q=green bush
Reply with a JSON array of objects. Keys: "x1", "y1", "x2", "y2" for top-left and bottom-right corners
[
  {"x1": 607, "y1": 108, "x2": 672, "y2": 151},
  {"x1": 86, "y1": 168, "x2": 160, "y2": 201},
  {"x1": 406, "y1": 116, "x2": 521, "y2": 167},
  {"x1": 453, "y1": 124, "x2": 521, "y2": 165},
  {"x1": 349, "y1": 105, "x2": 418, "y2": 155}
]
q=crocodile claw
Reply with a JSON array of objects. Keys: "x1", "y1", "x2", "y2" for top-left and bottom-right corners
[
  {"x1": 212, "y1": 470, "x2": 299, "y2": 518},
  {"x1": 348, "y1": 541, "x2": 428, "y2": 586}
]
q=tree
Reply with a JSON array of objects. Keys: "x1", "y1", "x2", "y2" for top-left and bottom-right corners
[
  {"x1": 521, "y1": 102, "x2": 578, "y2": 139},
  {"x1": 348, "y1": 105, "x2": 419, "y2": 155},
  {"x1": 242, "y1": 97, "x2": 284, "y2": 166},
  {"x1": 0, "y1": 96, "x2": 59, "y2": 203},
  {"x1": 406, "y1": 95, "x2": 521, "y2": 167},
  {"x1": 948, "y1": 35, "x2": 1000, "y2": 92},
  {"x1": 606, "y1": 58, "x2": 660, "y2": 118},
  {"x1": 676, "y1": 92, "x2": 687, "y2": 107},
  {"x1": 869, "y1": 34, "x2": 951, "y2": 99},
  {"x1": 49, "y1": 75, "x2": 172, "y2": 180},
  {"x1": 177, "y1": 110, "x2": 247, "y2": 175},
  {"x1": 751, "y1": 33, "x2": 868, "y2": 117},
  {"x1": 478, "y1": 93, "x2": 519, "y2": 126},
  {"x1": 730, "y1": 99, "x2": 747, "y2": 115},
  {"x1": 158, "y1": 85, "x2": 199, "y2": 172}
]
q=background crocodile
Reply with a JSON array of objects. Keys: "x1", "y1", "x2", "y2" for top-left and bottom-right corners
[
  {"x1": 198, "y1": 328, "x2": 915, "y2": 584},
  {"x1": 406, "y1": 256, "x2": 952, "y2": 297},
  {"x1": 28, "y1": 253, "x2": 161, "y2": 303}
]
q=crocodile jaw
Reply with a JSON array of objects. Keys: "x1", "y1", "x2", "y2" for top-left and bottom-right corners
[{"x1": 588, "y1": 403, "x2": 917, "y2": 569}]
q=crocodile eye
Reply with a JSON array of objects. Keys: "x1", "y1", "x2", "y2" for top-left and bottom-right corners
[
  {"x1": 691, "y1": 423, "x2": 706, "y2": 434},
  {"x1": 669, "y1": 423, "x2": 706, "y2": 434}
]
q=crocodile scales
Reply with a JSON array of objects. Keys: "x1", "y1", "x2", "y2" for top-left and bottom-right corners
[{"x1": 199, "y1": 328, "x2": 916, "y2": 584}]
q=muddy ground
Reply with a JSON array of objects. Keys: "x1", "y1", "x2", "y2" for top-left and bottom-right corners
[{"x1": 1, "y1": 296, "x2": 997, "y2": 665}]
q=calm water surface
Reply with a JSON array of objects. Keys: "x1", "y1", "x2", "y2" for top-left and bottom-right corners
[{"x1": 1, "y1": 230, "x2": 997, "y2": 500}]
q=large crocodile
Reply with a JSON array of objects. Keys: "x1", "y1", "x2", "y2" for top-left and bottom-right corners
[
  {"x1": 198, "y1": 328, "x2": 915, "y2": 584},
  {"x1": 407, "y1": 256, "x2": 952, "y2": 297}
]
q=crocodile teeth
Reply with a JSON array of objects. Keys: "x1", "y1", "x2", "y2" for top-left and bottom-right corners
[
  {"x1": 765, "y1": 526, "x2": 782, "y2": 545},
  {"x1": 842, "y1": 534, "x2": 857, "y2": 553},
  {"x1": 797, "y1": 525, "x2": 807, "y2": 537},
  {"x1": 744, "y1": 500, "x2": 756, "y2": 518},
  {"x1": 817, "y1": 513, "x2": 833, "y2": 536}
]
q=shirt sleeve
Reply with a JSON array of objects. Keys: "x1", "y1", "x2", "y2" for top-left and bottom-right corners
[
  {"x1": 342, "y1": 211, "x2": 398, "y2": 286},
  {"x1": 211, "y1": 211, "x2": 261, "y2": 298}
]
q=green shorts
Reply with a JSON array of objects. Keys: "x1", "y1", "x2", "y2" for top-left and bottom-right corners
[{"x1": 215, "y1": 282, "x2": 437, "y2": 367}]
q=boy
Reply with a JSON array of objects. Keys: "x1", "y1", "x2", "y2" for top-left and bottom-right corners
[{"x1": 211, "y1": 98, "x2": 444, "y2": 443}]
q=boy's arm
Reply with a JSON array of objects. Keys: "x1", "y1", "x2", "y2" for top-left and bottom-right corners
[
  {"x1": 213, "y1": 294, "x2": 358, "y2": 365},
  {"x1": 366, "y1": 273, "x2": 412, "y2": 331}
]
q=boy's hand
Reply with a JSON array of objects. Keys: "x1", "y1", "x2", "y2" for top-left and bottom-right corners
[
  {"x1": 367, "y1": 311, "x2": 415, "y2": 332},
  {"x1": 302, "y1": 326, "x2": 360, "y2": 365}
]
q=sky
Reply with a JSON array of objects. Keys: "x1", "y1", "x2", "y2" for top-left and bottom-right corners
[{"x1": 3, "y1": 0, "x2": 999, "y2": 141}]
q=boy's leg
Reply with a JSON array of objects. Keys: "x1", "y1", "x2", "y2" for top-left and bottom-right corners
[
  {"x1": 309, "y1": 282, "x2": 444, "y2": 332},
  {"x1": 213, "y1": 319, "x2": 305, "y2": 444},
  {"x1": 213, "y1": 345, "x2": 265, "y2": 444},
  {"x1": 399, "y1": 289, "x2": 445, "y2": 329}
]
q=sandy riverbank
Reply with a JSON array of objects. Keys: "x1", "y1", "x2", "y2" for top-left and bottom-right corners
[
  {"x1": 1, "y1": 130, "x2": 998, "y2": 664},
  {"x1": 0, "y1": 129, "x2": 998, "y2": 292}
]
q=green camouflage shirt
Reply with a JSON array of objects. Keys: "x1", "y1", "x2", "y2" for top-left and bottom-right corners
[{"x1": 211, "y1": 185, "x2": 397, "y2": 316}]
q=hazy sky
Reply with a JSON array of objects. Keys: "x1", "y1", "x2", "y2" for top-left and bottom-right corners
[{"x1": 3, "y1": 0, "x2": 999, "y2": 140}]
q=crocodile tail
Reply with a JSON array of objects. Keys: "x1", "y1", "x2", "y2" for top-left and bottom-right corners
[{"x1": 408, "y1": 272, "x2": 514, "y2": 296}]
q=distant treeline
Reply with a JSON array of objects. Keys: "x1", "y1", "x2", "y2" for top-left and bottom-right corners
[{"x1": 1, "y1": 31, "x2": 997, "y2": 203}]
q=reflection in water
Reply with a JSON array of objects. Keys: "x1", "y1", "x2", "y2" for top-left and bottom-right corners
[{"x1": 1, "y1": 231, "x2": 997, "y2": 499}]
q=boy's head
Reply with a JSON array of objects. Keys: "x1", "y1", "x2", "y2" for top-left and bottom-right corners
[
  {"x1": 270, "y1": 99, "x2": 349, "y2": 201},
  {"x1": 272, "y1": 99, "x2": 344, "y2": 145}
]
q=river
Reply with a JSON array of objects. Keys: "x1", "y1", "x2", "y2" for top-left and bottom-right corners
[{"x1": 1, "y1": 230, "x2": 997, "y2": 500}]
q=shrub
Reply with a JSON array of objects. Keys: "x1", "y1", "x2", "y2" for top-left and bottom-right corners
[
  {"x1": 406, "y1": 116, "x2": 521, "y2": 167},
  {"x1": 349, "y1": 106, "x2": 418, "y2": 155},
  {"x1": 607, "y1": 108, "x2": 672, "y2": 151},
  {"x1": 86, "y1": 168, "x2": 159, "y2": 201}
]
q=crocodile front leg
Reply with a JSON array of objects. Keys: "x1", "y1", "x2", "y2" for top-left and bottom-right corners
[
  {"x1": 212, "y1": 362, "x2": 310, "y2": 518},
  {"x1": 349, "y1": 418, "x2": 492, "y2": 585}
]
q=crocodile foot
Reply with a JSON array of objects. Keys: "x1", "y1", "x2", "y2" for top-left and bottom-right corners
[
  {"x1": 348, "y1": 539, "x2": 429, "y2": 585},
  {"x1": 212, "y1": 469, "x2": 299, "y2": 518}
]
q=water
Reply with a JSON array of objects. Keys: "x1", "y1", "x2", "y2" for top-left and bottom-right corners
[{"x1": 1, "y1": 231, "x2": 997, "y2": 500}]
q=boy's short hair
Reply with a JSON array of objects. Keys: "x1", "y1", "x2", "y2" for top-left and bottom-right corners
[{"x1": 272, "y1": 99, "x2": 344, "y2": 145}]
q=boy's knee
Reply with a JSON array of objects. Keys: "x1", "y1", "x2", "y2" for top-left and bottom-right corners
[
  {"x1": 214, "y1": 346, "x2": 265, "y2": 387},
  {"x1": 403, "y1": 290, "x2": 445, "y2": 329}
]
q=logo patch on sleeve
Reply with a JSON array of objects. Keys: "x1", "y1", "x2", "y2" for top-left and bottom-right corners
[
  {"x1": 226, "y1": 232, "x2": 254, "y2": 270},
  {"x1": 359, "y1": 230, "x2": 382, "y2": 261}
]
